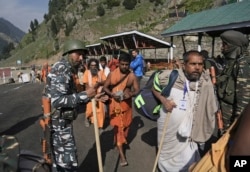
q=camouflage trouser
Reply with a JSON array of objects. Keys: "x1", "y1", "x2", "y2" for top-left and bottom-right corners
[
  {"x1": 220, "y1": 101, "x2": 234, "y2": 130},
  {"x1": 51, "y1": 117, "x2": 78, "y2": 172}
]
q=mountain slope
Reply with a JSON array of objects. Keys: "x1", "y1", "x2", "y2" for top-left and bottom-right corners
[
  {"x1": 1, "y1": 0, "x2": 226, "y2": 67},
  {"x1": 0, "y1": 18, "x2": 25, "y2": 53},
  {"x1": 3, "y1": 0, "x2": 176, "y2": 67}
]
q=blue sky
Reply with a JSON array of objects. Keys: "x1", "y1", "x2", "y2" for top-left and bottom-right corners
[{"x1": 0, "y1": 0, "x2": 49, "y2": 32}]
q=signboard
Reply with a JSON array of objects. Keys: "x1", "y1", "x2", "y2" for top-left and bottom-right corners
[{"x1": 0, "y1": 68, "x2": 11, "y2": 78}]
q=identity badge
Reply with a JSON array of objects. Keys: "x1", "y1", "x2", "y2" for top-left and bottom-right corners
[{"x1": 179, "y1": 100, "x2": 187, "y2": 111}]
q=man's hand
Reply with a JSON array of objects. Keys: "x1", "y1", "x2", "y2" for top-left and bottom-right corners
[
  {"x1": 94, "y1": 82, "x2": 101, "y2": 89},
  {"x1": 123, "y1": 91, "x2": 133, "y2": 99},
  {"x1": 162, "y1": 98, "x2": 176, "y2": 112},
  {"x1": 85, "y1": 87, "x2": 96, "y2": 99},
  {"x1": 95, "y1": 92, "x2": 109, "y2": 102}
]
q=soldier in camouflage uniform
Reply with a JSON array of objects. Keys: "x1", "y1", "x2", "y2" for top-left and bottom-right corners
[
  {"x1": 45, "y1": 39, "x2": 101, "y2": 172},
  {"x1": 216, "y1": 30, "x2": 250, "y2": 130}
]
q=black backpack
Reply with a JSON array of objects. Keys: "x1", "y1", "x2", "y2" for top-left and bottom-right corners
[
  {"x1": 134, "y1": 70, "x2": 178, "y2": 121},
  {"x1": 0, "y1": 135, "x2": 51, "y2": 172},
  {"x1": 18, "y1": 150, "x2": 51, "y2": 172}
]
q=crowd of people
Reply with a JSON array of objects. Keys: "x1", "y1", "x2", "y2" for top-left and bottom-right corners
[{"x1": 42, "y1": 29, "x2": 249, "y2": 172}]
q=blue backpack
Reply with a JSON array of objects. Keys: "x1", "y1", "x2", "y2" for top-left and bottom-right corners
[{"x1": 134, "y1": 70, "x2": 178, "y2": 121}]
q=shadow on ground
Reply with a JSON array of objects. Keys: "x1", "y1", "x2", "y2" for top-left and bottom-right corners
[{"x1": 77, "y1": 116, "x2": 144, "y2": 172}]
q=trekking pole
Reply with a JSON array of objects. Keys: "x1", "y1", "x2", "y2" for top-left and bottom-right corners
[
  {"x1": 152, "y1": 112, "x2": 171, "y2": 172},
  {"x1": 91, "y1": 99, "x2": 103, "y2": 172}
]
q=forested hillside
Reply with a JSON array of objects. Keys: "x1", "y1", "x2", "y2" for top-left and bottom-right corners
[
  {"x1": 0, "y1": 0, "x2": 232, "y2": 67},
  {"x1": 0, "y1": 18, "x2": 25, "y2": 59}
]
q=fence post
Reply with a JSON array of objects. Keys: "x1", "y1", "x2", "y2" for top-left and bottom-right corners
[{"x1": 3, "y1": 71, "x2": 5, "y2": 84}]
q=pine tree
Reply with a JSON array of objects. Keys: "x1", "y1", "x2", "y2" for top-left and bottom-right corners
[
  {"x1": 123, "y1": 0, "x2": 137, "y2": 10},
  {"x1": 81, "y1": 0, "x2": 89, "y2": 10},
  {"x1": 106, "y1": 0, "x2": 120, "y2": 9},
  {"x1": 34, "y1": 19, "x2": 39, "y2": 29},
  {"x1": 97, "y1": 4, "x2": 105, "y2": 16},
  {"x1": 184, "y1": 0, "x2": 213, "y2": 13},
  {"x1": 30, "y1": 21, "x2": 35, "y2": 32},
  {"x1": 50, "y1": 19, "x2": 58, "y2": 37}
]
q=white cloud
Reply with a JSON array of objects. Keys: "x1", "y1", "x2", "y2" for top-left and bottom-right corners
[{"x1": 0, "y1": 0, "x2": 49, "y2": 32}]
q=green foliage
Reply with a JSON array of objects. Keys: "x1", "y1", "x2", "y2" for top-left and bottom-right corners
[
  {"x1": 184, "y1": 0, "x2": 213, "y2": 13},
  {"x1": 54, "y1": 14, "x2": 65, "y2": 30},
  {"x1": 48, "y1": 0, "x2": 67, "y2": 17},
  {"x1": 34, "y1": 19, "x2": 39, "y2": 28},
  {"x1": 97, "y1": 4, "x2": 105, "y2": 16},
  {"x1": 66, "y1": 0, "x2": 73, "y2": 5},
  {"x1": 65, "y1": 18, "x2": 77, "y2": 36},
  {"x1": 81, "y1": 0, "x2": 89, "y2": 10},
  {"x1": 154, "y1": 0, "x2": 163, "y2": 6},
  {"x1": 50, "y1": 19, "x2": 58, "y2": 37},
  {"x1": 30, "y1": 21, "x2": 35, "y2": 32},
  {"x1": 22, "y1": 33, "x2": 34, "y2": 45},
  {"x1": 228, "y1": 0, "x2": 237, "y2": 3},
  {"x1": 0, "y1": 43, "x2": 15, "y2": 60},
  {"x1": 28, "y1": 19, "x2": 39, "y2": 39},
  {"x1": 138, "y1": 18, "x2": 144, "y2": 25},
  {"x1": 44, "y1": 14, "x2": 49, "y2": 23},
  {"x1": 54, "y1": 38, "x2": 60, "y2": 51},
  {"x1": 54, "y1": 0, "x2": 66, "y2": 11},
  {"x1": 48, "y1": 0, "x2": 57, "y2": 17},
  {"x1": 123, "y1": 0, "x2": 137, "y2": 10},
  {"x1": 149, "y1": 0, "x2": 163, "y2": 6},
  {"x1": 88, "y1": 1, "x2": 154, "y2": 36},
  {"x1": 106, "y1": 0, "x2": 120, "y2": 9},
  {"x1": 1, "y1": 0, "x2": 221, "y2": 67}
]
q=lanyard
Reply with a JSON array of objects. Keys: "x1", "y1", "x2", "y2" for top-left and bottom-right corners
[{"x1": 183, "y1": 80, "x2": 198, "y2": 99}]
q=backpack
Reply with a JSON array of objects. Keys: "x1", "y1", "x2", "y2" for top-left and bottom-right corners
[
  {"x1": 134, "y1": 70, "x2": 178, "y2": 121},
  {"x1": 18, "y1": 150, "x2": 51, "y2": 172},
  {"x1": 0, "y1": 135, "x2": 51, "y2": 172},
  {"x1": 0, "y1": 135, "x2": 19, "y2": 172}
]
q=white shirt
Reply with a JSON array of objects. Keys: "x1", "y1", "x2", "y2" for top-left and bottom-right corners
[{"x1": 99, "y1": 64, "x2": 110, "y2": 77}]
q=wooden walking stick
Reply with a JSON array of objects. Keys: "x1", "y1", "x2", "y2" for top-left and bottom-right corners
[
  {"x1": 152, "y1": 112, "x2": 171, "y2": 172},
  {"x1": 91, "y1": 99, "x2": 104, "y2": 172}
]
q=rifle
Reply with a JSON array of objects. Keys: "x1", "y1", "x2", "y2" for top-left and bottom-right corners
[
  {"x1": 210, "y1": 66, "x2": 224, "y2": 137},
  {"x1": 39, "y1": 96, "x2": 52, "y2": 165}
]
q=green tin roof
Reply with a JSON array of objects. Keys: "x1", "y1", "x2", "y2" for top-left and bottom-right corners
[{"x1": 161, "y1": 1, "x2": 250, "y2": 37}]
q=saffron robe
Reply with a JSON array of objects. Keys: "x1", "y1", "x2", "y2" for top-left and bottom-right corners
[
  {"x1": 82, "y1": 70, "x2": 106, "y2": 128},
  {"x1": 109, "y1": 68, "x2": 132, "y2": 145}
]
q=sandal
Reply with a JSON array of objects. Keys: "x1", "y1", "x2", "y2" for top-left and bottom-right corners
[
  {"x1": 120, "y1": 160, "x2": 128, "y2": 167},
  {"x1": 85, "y1": 119, "x2": 90, "y2": 127}
]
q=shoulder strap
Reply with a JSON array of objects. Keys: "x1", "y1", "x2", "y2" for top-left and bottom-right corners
[
  {"x1": 110, "y1": 72, "x2": 130, "y2": 89},
  {"x1": 161, "y1": 70, "x2": 178, "y2": 97}
]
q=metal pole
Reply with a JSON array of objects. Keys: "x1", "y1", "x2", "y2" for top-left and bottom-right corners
[
  {"x1": 212, "y1": 37, "x2": 215, "y2": 57},
  {"x1": 198, "y1": 33, "x2": 202, "y2": 52}
]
